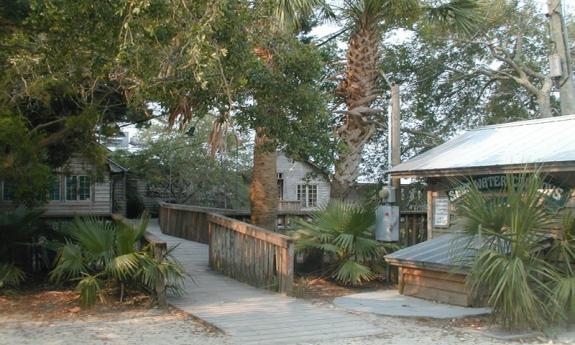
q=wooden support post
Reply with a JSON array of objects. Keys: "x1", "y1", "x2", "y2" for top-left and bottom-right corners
[
  {"x1": 390, "y1": 84, "x2": 401, "y2": 206},
  {"x1": 398, "y1": 267, "x2": 404, "y2": 294},
  {"x1": 153, "y1": 242, "x2": 167, "y2": 307},
  {"x1": 282, "y1": 241, "x2": 294, "y2": 295},
  {"x1": 427, "y1": 190, "x2": 433, "y2": 240},
  {"x1": 208, "y1": 221, "x2": 213, "y2": 269}
]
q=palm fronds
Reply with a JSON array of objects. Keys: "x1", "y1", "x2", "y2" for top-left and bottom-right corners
[
  {"x1": 424, "y1": 0, "x2": 481, "y2": 35},
  {"x1": 456, "y1": 172, "x2": 575, "y2": 330},
  {"x1": 0, "y1": 263, "x2": 25, "y2": 288},
  {"x1": 274, "y1": 0, "x2": 335, "y2": 31},
  {"x1": 291, "y1": 200, "x2": 388, "y2": 286},
  {"x1": 51, "y1": 212, "x2": 185, "y2": 307}
]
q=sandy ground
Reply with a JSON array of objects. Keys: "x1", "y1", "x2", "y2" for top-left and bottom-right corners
[
  {"x1": 2, "y1": 307, "x2": 575, "y2": 345},
  {"x1": 1, "y1": 291, "x2": 575, "y2": 345}
]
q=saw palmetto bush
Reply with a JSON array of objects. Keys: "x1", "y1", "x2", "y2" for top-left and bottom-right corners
[
  {"x1": 0, "y1": 207, "x2": 47, "y2": 288},
  {"x1": 290, "y1": 201, "x2": 391, "y2": 286},
  {"x1": 457, "y1": 173, "x2": 575, "y2": 330},
  {"x1": 50, "y1": 213, "x2": 185, "y2": 307},
  {"x1": 546, "y1": 214, "x2": 575, "y2": 322}
]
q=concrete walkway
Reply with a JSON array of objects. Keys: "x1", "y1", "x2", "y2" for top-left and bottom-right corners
[
  {"x1": 147, "y1": 220, "x2": 382, "y2": 345},
  {"x1": 334, "y1": 290, "x2": 491, "y2": 319}
]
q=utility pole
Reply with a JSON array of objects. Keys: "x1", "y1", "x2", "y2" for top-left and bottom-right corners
[
  {"x1": 390, "y1": 84, "x2": 401, "y2": 206},
  {"x1": 376, "y1": 83, "x2": 401, "y2": 242},
  {"x1": 548, "y1": 0, "x2": 575, "y2": 115}
]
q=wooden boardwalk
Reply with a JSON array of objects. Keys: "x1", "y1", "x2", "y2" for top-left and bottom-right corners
[{"x1": 147, "y1": 220, "x2": 382, "y2": 345}]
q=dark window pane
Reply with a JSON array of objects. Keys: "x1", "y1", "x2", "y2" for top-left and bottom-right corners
[
  {"x1": 50, "y1": 177, "x2": 61, "y2": 201},
  {"x1": 2, "y1": 181, "x2": 13, "y2": 201},
  {"x1": 79, "y1": 176, "x2": 91, "y2": 200},
  {"x1": 66, "y1": 176, "x2": 77, "y2": 201}
]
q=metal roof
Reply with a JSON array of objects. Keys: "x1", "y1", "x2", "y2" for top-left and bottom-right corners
[
  {"x1": 107, "y1": 158, "x2": 128, "y2": 173},
  {"x1": 389, "y1": 114, "x2": 575, "y2": 177},
  {"x1": 384, "y1": 234, "x2": 478, "y2": 272}
]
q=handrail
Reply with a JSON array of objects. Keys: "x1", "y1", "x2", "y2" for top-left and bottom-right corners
[
  {"x1": 158, "y1": 203, "x2": 294, "y2": 295},
  {"x1": 207, "y1": 213, "x2": 293, "y2": 248},
  {"x1": 159, "y1": 202, "x2": 246, "y2": 215}
]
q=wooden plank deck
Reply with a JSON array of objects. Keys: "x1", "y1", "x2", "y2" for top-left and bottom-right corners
[{"x1": 147, "y1": 220, "x2": 382, "y2": 345}]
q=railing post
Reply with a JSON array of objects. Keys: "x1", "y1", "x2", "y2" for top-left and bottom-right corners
[
  {"x1": 208, "y1": 220, "x2": 213, "y2": 269},
  {"x1": 154, "y1": 242, "x2": 167, "y2": 307},
  {"x1": 281, "y1": 240, "x2": 294, "y2": 295}
]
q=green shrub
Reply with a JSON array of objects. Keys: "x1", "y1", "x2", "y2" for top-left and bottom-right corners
[
  {"x1": 290, "y1": 201, "x2": 392, "y2": 286},
  {"x1": 0, "y1": 207, "x2": 48, "y2": 287},
  {"x1": 50, "y1": 212, "x2": 185, "y2": 307},
  {"x1": 456, "y1": 173, "x2": 575, "y2": 330}
]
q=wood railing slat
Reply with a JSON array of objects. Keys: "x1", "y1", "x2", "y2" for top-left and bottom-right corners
[{"x1": 159, "y1": 202, "x2": 294, "y2": 294}]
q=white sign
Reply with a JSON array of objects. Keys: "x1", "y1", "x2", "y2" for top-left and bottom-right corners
[{"x1": 433, "y1": 197, "x2": 450, "y2": 227}]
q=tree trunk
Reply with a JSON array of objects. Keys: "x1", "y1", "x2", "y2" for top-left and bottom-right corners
[
  {"x1": 250, "y1": 128, "x2": 278, "y2": 230},
  {"x1": 538, "y1": 77, "x2": 553, "y2": 118},
  {"x1": 538, "y1": 92, "x2": 552, "y2": 118},
  {"x1": 331, "y1": 123, "x2": 375, "y2": 199},
  {"x1": 333, "y1": 26, "x2": 380, "y2": 199}
]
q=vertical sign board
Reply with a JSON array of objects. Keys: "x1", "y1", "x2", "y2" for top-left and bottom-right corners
[{"x1": 433, "y1": 197, "x2": 450, "y2": 228}]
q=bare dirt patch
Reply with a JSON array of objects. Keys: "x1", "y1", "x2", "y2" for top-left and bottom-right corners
[{"x1": 294, "y1": 276, "x2": 395, "y2": 301}]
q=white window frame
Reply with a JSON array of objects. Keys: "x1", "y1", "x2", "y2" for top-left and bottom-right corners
[
  {"x1": 65, "y1": 175, "x2": 92, "y2": 201},
  {"x1": 296, "y1": 184, "x2": 318, "y2": 208}
]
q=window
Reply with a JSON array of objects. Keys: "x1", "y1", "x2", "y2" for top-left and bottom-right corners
[
  {"x1": 79, "y1": 176, "x2": 91, "y2": 200},
  {"x1": 66, "y1": 175, "x2": 91, "y2": 201},
  {"x1": 277, "y1": 173, "x2": 284, "y2": 201},
  {"x1": 297, "y1": 184, "x2": 318, "y2": 208},
  {"x1": 307, "y1": 185, "x2": 318, "y2": 207},
  {"x1": 1, "y1": 181, "x2": 13, "y2": 201},
  {"x1": 297, "y1": 184, "x2": 304, "y2": 205},
  {"x1": 66, "y1": 176, "x2": 77, "y2": 200},
  {"x1": 49, "y1": 177, "x2": 61, "y2": 201}
]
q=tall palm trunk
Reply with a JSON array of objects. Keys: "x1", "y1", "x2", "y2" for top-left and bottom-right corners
[
  {"x1": 250, "y1": 128, "x2": 278, "y2": 230},
  {"x1": 333, "y1": 25, "x2": 380, "y2": 199}
]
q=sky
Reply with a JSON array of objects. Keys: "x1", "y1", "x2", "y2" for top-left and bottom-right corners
[{"x1": 310, "y1": 0, "x2": 575, "y2": 40}]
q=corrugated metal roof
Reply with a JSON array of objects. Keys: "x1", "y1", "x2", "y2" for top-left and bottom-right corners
[
  {"x1": 384, "y1": 234, "x2": 478, "y2": 271},
  {"x1": 389, "y1": 115, "x2": 575, "y2": 176},
  {"x1": 385, "y1": 234, "x2": 480, "y2": 270}
]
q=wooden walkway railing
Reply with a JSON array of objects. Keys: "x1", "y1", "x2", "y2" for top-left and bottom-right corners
[
  {"x1": 159, "y1": 203, "x2": 244, "y2": 244},
  {"x1": 208, "y1": 213, "x2": 294, "y2": 294},
  {"x1": 158, "y1": 202, "x2": 294, "y2": 295}
]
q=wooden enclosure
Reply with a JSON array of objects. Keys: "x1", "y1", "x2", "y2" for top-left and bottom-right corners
[
  {"x1": 159, "y1": 202, "x2": 294, "y2": 294},
  {"x1": 398, "y1": 267, "x2": 479, "y2": 307}
]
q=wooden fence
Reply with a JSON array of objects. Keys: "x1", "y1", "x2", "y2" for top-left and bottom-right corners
[
  {"x1": 399, "y1": 211, "x2": 427, "y2": 246},
  {"x1": 159, "y1": 203, "x2": 243, "y2": 244},
  {"x1": 208, "y1": 213, "x2": 294, "y2": 294},
  {"x1": 159, "y1": 202, "x2": 294, "y2": 294}
]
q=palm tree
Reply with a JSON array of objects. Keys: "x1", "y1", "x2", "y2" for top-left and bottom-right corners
[
  {"x1": 273, "y1": 0, "x2": 481, "y2": 198},
  {"x1": 290, "y1": 200, "x2": 391, "y2": 285},
  {"x1": 250, "y1": 128, "x2": 278, "y2": 230},
  {"x1": 50, "y1": 213, "x2": 185, "y2": 307},
  {"x1": 320, "y1": 0, "x2": 480, "y2": 198}
]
